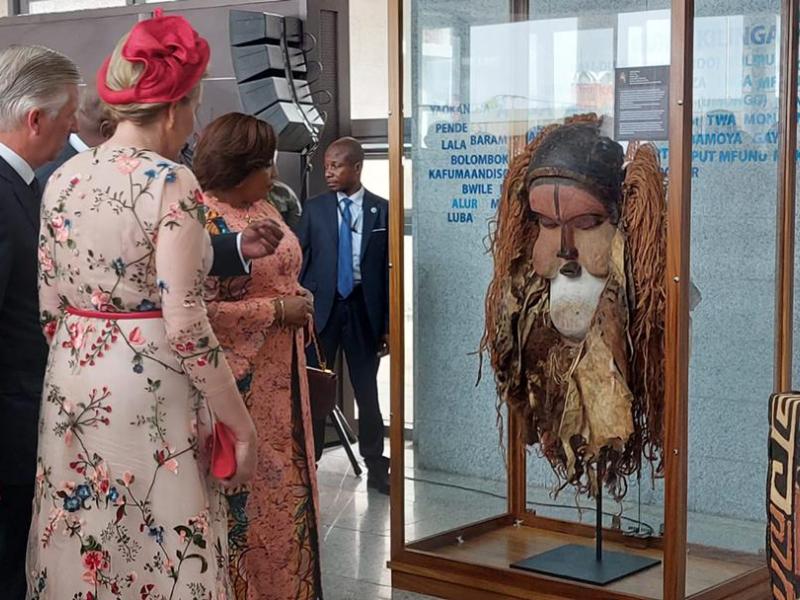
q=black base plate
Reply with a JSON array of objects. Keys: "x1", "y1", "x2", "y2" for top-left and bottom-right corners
[{"x1": 510, "y1": 544, "x2": 661, "y2": 586}]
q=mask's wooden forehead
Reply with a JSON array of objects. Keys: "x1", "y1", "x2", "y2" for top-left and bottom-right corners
[{"x1": 528, "y1": 182, "x2": 610, "y2": 221}]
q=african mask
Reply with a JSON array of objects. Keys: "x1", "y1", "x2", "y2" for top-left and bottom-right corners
[{"x1": 481, "y1": 115, "x2": 666, "y2": 500}]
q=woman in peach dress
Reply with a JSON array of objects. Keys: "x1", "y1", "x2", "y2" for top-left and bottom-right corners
[{"x1": 193, "y1": 113, "x2": 322, "y2": 600}]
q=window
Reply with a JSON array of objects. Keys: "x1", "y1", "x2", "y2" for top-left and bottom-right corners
[
  {"x1": 21, "y1": 0, "x2": 176, "y2": 14},
  {"x1": 26, "y1": 0, "x2": 126, "y2": 13},
  {"x1": 348, "y1": 0, "x2": 389, "y2": 120}
]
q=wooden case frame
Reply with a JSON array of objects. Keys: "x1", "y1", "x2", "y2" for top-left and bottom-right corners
[{"x1": 386, "y1": 0, "x2": 800, "y2": 598}]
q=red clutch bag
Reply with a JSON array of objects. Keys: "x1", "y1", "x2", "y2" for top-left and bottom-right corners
[{"x1": 209, "y1": 422, "x2": 237, "y2": 480}]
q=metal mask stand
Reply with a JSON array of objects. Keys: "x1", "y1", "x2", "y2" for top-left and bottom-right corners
[{"x1": 511, "y1": 459, "x2": 660, "y2": 585}]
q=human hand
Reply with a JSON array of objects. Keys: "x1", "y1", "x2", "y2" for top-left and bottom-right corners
[
  {"x1": 298, "y1": 287, "x2": 314, "y2": 306},
  {"x1": 240, "y1": 219, "x2": 283, "y2": 261},
  {"x1": 378, "y1": 334, "x2": 390, "y2": 358},
  {"x1": 220, "y1": 425, "x2": 258, "y2": 488},
  {"x1": 280, "y1": 295, "x2": 314, "y2": 328}
]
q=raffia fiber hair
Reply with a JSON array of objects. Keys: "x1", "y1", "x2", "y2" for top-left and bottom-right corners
[
  {"x1": 0, "y1": 45, "x2": 80, "y2": 132},
  {"x1": 480, "y1": 121, "x2": 560, "y2": 366},
  {"x1": 192, "y1": 112, "x2": 277, "y2": 191},
  {"x1": 621, "y1": 141, "x2": 667, "y2": 474},
  {"x1": 103, "y1": 33, "x2": 202, "y2": 125}
]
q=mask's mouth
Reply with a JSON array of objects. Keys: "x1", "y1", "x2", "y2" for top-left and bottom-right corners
[
  {"x1": 549, "y1": 270, "x2": 607, "y2": 340},
  {"x1": 559, "y1": 260, "x2": 581, "y2": 278}
]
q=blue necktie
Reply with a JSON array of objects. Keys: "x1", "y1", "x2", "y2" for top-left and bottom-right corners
[{"x1": 337, "y1": 198, "x2": 354, "y2": 298}]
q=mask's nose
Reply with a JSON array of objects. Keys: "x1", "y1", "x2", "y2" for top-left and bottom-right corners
[{"x1": 557, "y1": 223, "x2": 579, "y2": 269}]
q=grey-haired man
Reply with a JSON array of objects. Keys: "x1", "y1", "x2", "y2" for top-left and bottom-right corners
[{"x1": 0, "y1": 44, "x2": 80, "y2": 599}]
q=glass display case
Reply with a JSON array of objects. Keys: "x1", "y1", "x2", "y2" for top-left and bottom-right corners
[{"x1": 385, "y1": 0, "x2": 796, "y2": 598}]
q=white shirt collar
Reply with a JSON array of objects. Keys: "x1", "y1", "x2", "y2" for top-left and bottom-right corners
[
  {"x1": 69, "y1": 133, "x2": 89, "y2": 153},
  {"x1": 337, "y1": 187, "x2": 365, "y2": 206},
  {"x1": 0, "y1": 141, "x2": 35, "y2": 185}
]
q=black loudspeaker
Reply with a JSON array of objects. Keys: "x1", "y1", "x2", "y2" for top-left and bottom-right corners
[{"x1": 229, "y1": 10, "x2": 324, "y2": 153}]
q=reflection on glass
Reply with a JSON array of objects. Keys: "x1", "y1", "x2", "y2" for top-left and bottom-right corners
[
  {"x1": 409, "y1": 0, "x2": 514, "y2": 543},
  {"x1": 687, "y1": 4, "x2": 779, "y2": 561},
  {"x1": 28, "y1": 0, "x2": 126, "y2": 13},
  {"x1": 349, "y1": 0, "x2": 390, "y2": 119},
  {"x1": 359, "y1": 159, "x2": 414, "y2": 428}
]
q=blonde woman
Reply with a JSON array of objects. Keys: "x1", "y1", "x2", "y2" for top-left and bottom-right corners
[{"x1": 28, "y1": 11, "x2": 258, "y2": 599}]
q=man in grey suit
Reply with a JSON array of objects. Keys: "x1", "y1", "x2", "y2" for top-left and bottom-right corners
[{"x1": 36, "y1": 85, "x2": 114, "y2": 187}]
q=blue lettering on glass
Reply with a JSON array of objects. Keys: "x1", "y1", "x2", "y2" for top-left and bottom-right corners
[
  {"x1": 434, "y1": 122, "x2": 468, "y2": 133},
  {"x1": 691, "y1": 150, "x2": 717, "y2": 163},
  {"x1": 663, "y1": 166, "x2": 700, "y2": 178},
  {"x1": 753, "y1": 131, "x2": 779, "y2": 144},
  {"x1": 744, "y1": 112, "x2": 777, "y2": 126},
  {"x1": 441, "y1": 139, "x2": 467, "y2": 150},
  {"x1": 743, "y1": 53, "x2": 776, "y2": 67},
  {"x1": 462, "y1": 184, "x2": 493, "y2": 194},
  {"x1": 447, "y1": 212, "x2": 474, "y2": 224},
  {"x1": 428, "y1": 168, "x2": 507, "y2": 180},
  {"x1": 692, "y1": 132, "x2": 742, "y2": 145},
  {"x1": 744, "y1": 94, "x2": 767, "y2": 107},
  {"x1": 452, "y1": 198, "x2": 478, "y2": 209},
  {"x1": 707, "y1": 113, "x2": 735, "y2": 127},
  {"x1": 450, "y1": 154, "x2": 508, "y2": 165},
  {"x1": 470, "y1": 134, "x2": 508, "y2": 146},
  {"x1": 744, "y1": 25, "x2": 777, "y2": 46},
  {"x1": 717, "y1": 150, "x2": 770, "y2": 162},
  {"x1": 430, "y1": 104, "x2": 471, "y2": 114}
]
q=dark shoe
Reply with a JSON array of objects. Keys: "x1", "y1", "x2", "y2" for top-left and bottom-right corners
[
  {"x1": 367, "y1": 468, "x2": 390, "y2": 495},
  {"x1": 365, "y1": 455, "x2": 390, "y2": 473}
]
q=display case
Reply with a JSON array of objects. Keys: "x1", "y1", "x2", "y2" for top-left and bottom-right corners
[{"x1": 385, "y1": 0, "x2": 797, "y2": 598}]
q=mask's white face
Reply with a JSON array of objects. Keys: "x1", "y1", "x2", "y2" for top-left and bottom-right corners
[{"x1": 548, "y1": 271, "x2": 607, "y2": 340}]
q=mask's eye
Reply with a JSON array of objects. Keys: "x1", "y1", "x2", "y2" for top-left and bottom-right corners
[
  {"x1": 535, "y1": 214, "x2": 558, "y2": 229},
  {"x1": 571, "y1": 214, "x2": 606, "y2": 230}
]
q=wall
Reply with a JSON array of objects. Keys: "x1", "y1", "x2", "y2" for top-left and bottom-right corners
[{"x1": 411, "y1": 0, "x2": 783, "y2": 541}]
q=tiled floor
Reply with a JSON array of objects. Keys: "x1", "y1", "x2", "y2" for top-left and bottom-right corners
[
  {"x1": 317, "y1": 441, "x2": 767, "y2": 600},
  {"x1": 317, "y1": 447, "x2": 436, "y2": 600}
]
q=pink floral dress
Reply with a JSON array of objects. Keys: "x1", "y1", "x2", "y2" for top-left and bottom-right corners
[{"x1": 28, "y1": 147, "x2": 239, "y2": 600}]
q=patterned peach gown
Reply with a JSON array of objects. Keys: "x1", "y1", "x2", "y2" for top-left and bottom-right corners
[
  {"x1": 28, "y1": 147, "x2": 238, "y2": 600},
  {"x1": 204, "y1": 197, "x2": 322, "y2": 600}
]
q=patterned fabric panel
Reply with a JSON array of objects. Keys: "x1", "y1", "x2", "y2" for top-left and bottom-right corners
[{"x1": 769, "y1": 392, "x2": 800, "y2": 600}]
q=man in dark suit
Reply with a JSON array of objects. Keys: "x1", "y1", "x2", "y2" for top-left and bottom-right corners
[
  {"x1": 296, "y1": 137, "x2": 391, "y2": 494},
  {"x1": 0, "y1": 45, "x2": 81, "y2": 600}
]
